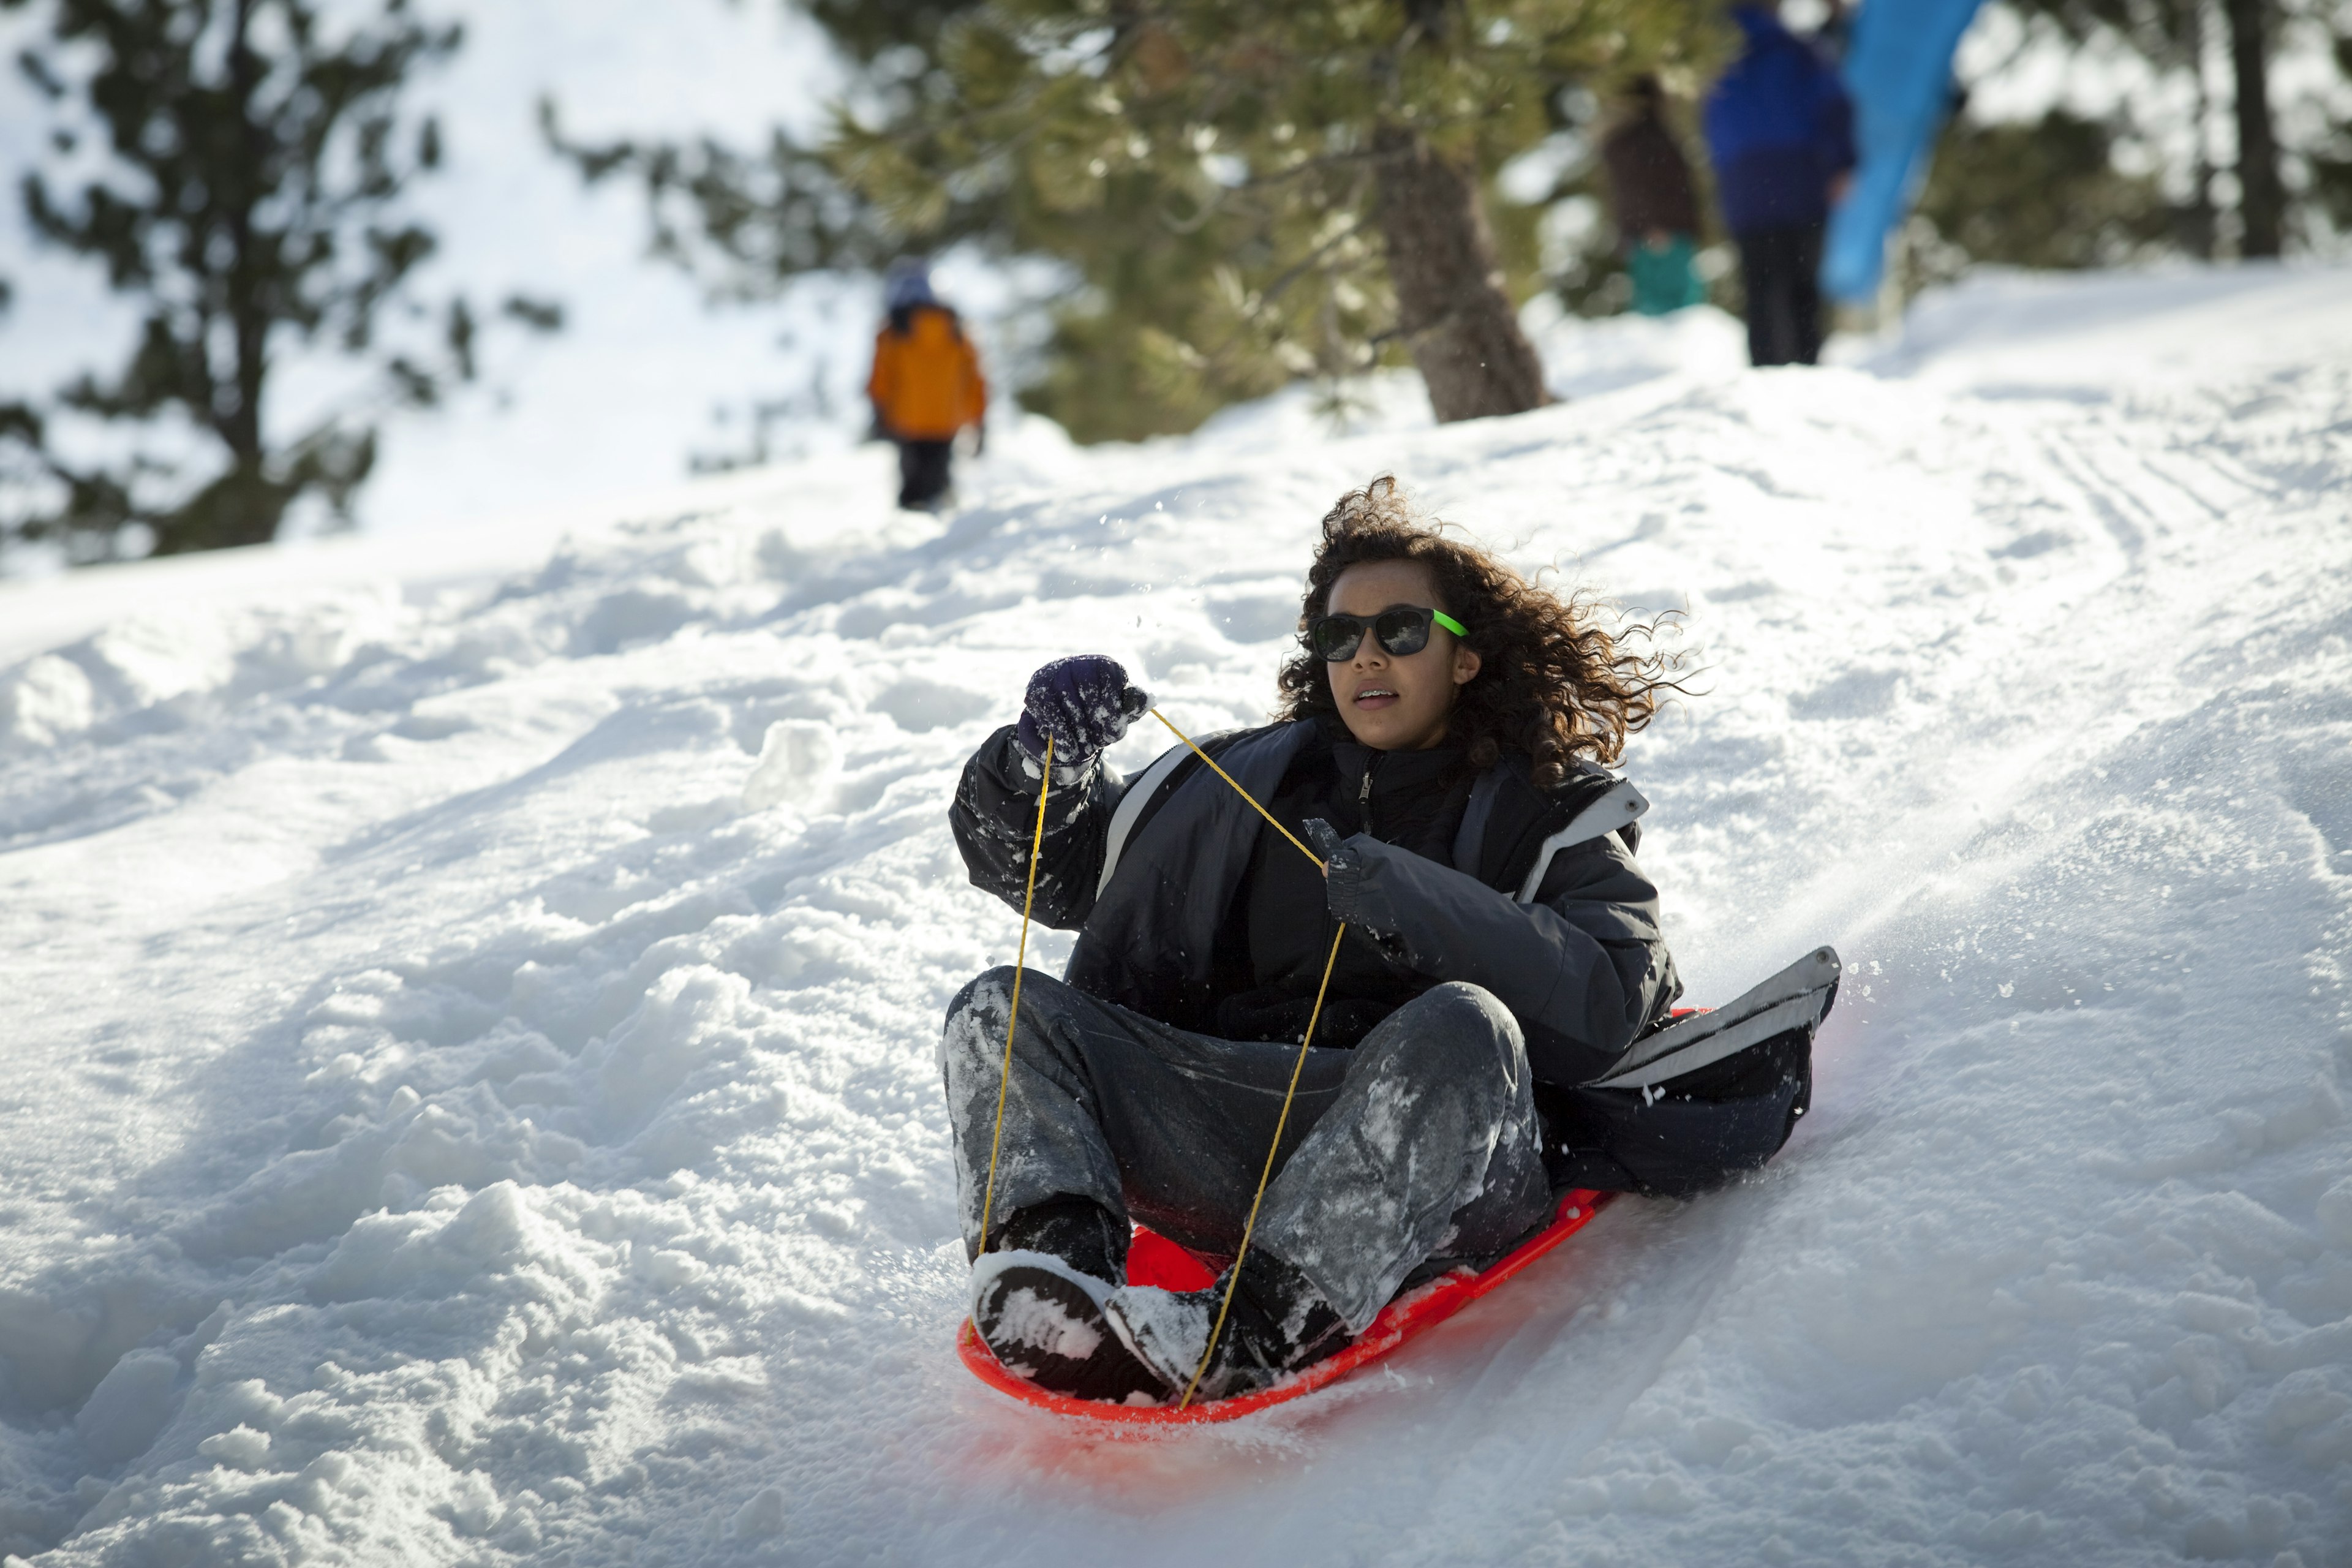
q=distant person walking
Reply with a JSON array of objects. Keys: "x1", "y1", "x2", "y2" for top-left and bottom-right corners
[
  {"x1": 1600, "y1": 76, "x2": 1706, "y2": 317},
  {"x1": 867, "y1": 260, "x2": 989, "y2": 511},
  {"x1": 1703, "y1": 5, "x2": 1855, "y2": 367}
]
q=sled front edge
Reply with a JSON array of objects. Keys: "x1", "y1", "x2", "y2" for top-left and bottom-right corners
[{"x1": 957, "y1": 1188, "x2": 1614, "y2": 1425}]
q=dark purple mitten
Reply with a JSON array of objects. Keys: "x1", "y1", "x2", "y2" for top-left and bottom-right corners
[{"x1": 1015, "y1": 655, "x2": 1150, "y2": 772}]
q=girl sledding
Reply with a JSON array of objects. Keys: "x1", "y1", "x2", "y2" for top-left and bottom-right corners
[{"x1": 940, "y1": 477, "x2": 1838, "y2": 1414}]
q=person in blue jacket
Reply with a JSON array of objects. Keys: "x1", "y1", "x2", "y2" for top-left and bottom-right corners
[{"x1": 1704, "y1": 4, "x2": 1856, "y2": 366}]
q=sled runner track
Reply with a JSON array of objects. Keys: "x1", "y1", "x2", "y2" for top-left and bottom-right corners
[{"x1": 958, "y1": 1190, "x2": 1613, "y2": 1423}]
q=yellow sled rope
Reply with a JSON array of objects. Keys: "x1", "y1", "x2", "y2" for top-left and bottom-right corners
[
  {"x1": 975, "y1": 733, "x2": 1053, "y2": 1258},
  {"x1": 976, "y1": 710, "x2": 1344, "y2": 1412}
]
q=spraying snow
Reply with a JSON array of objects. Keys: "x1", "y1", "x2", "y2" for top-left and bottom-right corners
[{"x1": 1, "y1": 269, "x2": 2348, "y2": 1566}]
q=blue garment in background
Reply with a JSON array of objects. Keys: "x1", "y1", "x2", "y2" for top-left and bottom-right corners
[
  {"x1": 1821, "y1": 0, "x2": 1986, "y2": 301},
  {"x1": 1702, "y1": 6, "x2": 1855, "y2": 235}
]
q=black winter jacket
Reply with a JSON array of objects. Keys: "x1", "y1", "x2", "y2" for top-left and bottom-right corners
[
  {"x1": 1207, "y1": 723, "x2": 1477, "y2": 1051},
  {"x1": 949, "y1": 719, "x2": 1683, "y2": 1089}
]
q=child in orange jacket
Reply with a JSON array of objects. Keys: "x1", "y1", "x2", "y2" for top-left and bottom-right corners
[{"x1": 867, "y1": 260, "x2": 988, "y2": 511}]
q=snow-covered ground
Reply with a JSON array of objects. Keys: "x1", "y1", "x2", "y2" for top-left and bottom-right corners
[{"x1": 2, "y1": 263, "x2": 2349, "y2": 1567}]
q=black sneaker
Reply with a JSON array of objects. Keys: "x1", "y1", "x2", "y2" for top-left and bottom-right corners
[
  {"x1": 988, "y1": 1195, "x2": 1127, "y2": 1283},
  {"x1": 970, "y1": 1251, "x2": 1171, "y2": 1404},
  {"x1": 1103, "y1": 1250, "x2": 1351, "y2": 1403}
]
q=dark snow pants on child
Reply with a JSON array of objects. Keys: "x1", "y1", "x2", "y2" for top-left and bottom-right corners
[
  {"x1": 940, "y1": 968, "x2": 1554, "y2": 1333},
  {"x1": 895, "y1": 439, "x2": 952, "y2": 509}
]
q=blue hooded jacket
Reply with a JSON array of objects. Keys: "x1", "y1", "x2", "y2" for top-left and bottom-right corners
[{"x1": 1703, "y1": 6, "x2": 1856, "y2": 234}]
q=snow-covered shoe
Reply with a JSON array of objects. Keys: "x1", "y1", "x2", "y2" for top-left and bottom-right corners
[
  {"x1": 1104, "y1": 1250, "x2": 1351, "y2": 1403},
  {"x1": 970, "y1": 1251, "x2": 1170, "y2": 1404}
]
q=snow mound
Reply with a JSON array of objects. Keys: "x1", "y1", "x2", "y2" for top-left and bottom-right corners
[{"x1": 1, "y1": 265, "x2": 2349, "y2": 1565}]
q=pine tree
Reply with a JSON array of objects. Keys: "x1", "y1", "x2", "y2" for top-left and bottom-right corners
[
  {"x1": 0, "y1": 0, "x2": 559, "y2": 562},
  {"x1": 540, "y1": 0, "x2": 987, "y2": 301},
  {"x1": 557, "y1": 0, "x2": 1717, "y2": 443},
  {"x1": 1980, "y1": 0, "x2": 2350, "y2": 263},
  {"x1": 858, "y1": 0, "x2": 1727, "y2": 433},
  {"x1": 1910, "y1": 110, "x2": 2174, "y2": 281}
]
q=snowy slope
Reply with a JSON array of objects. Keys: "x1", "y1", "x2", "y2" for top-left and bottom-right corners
[{"x1": 2, "y1": 266, "x2": 2350, "y2": 1567}]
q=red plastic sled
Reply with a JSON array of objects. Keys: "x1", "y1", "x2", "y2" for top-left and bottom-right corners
[{"x1": 957, "y1": 1188, "x2": 1614, "y2": 1424}]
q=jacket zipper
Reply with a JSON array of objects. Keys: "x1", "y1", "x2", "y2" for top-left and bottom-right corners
[{"x1": 1359, "y1": 757, "x2": 1374, "y2": 837}]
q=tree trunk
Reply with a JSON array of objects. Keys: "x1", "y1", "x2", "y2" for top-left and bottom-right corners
[
  {"x1": 2176, "y1": 0, "x2": 2217, "y2": 259},
  {"x1": 151, "y1": 461, "x2": 295, "y2": 555},
  {"x1": 214, "y1": 0, "x2": 277, "y2": 546},
  {"x1": 2222, "y1": 0, "x2": 2285, "y2": 257},
  {"x1": 1370, "y1": 125, "x2": 1550, "y2": 423}
]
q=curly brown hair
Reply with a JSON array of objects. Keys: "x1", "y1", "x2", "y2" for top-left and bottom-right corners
[{"x1": 1274, "y1": 477, "x2": 1690, "y2": 786}]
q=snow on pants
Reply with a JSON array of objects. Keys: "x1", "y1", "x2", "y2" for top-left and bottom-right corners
[{"x1": 940, "y1": 968, "x2": 1553, "y2": 1333}]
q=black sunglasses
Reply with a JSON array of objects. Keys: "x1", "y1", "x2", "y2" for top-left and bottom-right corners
[{"x1": 1305, "y1": 605, "x2": 1470, "y2": 663}]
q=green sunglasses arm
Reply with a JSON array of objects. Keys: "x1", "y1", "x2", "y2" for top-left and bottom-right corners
[{"x1": 1432, "y1": 609, "x2": 1469, "y2": 638}]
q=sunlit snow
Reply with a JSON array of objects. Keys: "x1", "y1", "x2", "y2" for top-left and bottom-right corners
[{"x1": 3, "y1": 266, "x2": 2350, "y2": 1566}]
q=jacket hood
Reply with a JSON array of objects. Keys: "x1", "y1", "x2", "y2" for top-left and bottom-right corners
[{"x1": 883, "y1": 258, "x2": 936, "y2": 311}]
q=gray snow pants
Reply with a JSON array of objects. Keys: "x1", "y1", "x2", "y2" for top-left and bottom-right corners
[{"x1": 940, "y1": 968, "x2": 1553, "y2": 1333}]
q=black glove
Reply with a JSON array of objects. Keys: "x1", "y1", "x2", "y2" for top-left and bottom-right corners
[
  {"x1": 1306, "y1": 816, "x2": 1369, "y2": 911},
  {"x1": 1015, "y1": 655, "x2": 1150, "y2": 773},
  {"x1": 1306, "y1": 818, "x2": 1407, "y2": 960}
]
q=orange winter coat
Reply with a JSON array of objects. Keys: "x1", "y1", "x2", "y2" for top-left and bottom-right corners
[{"x1": 867, "y1": 304, "x2": 988, "y2": 441}]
